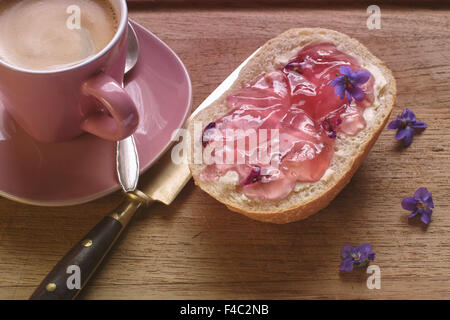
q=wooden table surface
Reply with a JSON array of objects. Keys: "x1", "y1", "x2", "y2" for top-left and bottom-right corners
[{"x1": 1, "y1": 2, "x2": 450, "y2": 300}]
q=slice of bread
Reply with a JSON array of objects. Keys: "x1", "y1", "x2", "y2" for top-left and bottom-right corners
[{"x1": 188, "y1": 28, "x2": 396, "y2": 224}]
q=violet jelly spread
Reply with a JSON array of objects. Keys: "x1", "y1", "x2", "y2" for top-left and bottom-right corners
[{"x1": 200, "y1": 43, "x2": 376, "y2": 200}]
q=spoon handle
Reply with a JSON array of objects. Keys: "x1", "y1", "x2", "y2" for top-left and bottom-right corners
[{"x1": 117, "y1": 135, "x2": 140, "y2": 192}]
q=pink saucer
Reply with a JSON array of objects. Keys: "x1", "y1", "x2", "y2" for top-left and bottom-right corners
[{"x1": 0, "y1": 21, "x2": 192, "y2": 206}]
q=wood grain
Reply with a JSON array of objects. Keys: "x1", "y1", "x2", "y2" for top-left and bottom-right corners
[{"x1": 1, "y1": 3, "x2": 450, "y2": 300}]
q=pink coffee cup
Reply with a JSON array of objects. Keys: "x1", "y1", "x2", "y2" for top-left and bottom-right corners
[{"x1": 0, "y1": 0, "x2": 138, "y2": 143}]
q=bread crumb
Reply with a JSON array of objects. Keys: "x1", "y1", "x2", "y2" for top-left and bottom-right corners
[
  {"x1": 363, "y1": 108, "x2": 375, "y2": 124},
  {"x1": 321, "y1": 168, "x2": 334, "y2": 182},
  {"x1": 218, "y1": 170, "x2": 239, "y2": 185}
]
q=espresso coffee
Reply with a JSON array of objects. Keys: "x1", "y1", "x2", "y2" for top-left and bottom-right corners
[{"x1": 0, "y1": 0, "x2": 118, "y2": 71}]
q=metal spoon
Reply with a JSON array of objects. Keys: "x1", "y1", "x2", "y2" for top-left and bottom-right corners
[{"x1": 116, "y1": 22, "x2": 140, "y2": 193}]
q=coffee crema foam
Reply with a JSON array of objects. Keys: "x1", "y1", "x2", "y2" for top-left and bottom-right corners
[{"x1": 0, "y1": 0, "x2": 118, "y2": 71}]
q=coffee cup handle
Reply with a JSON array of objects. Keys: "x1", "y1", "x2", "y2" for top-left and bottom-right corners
[{"x1": 81, "y1": 73, "x2": 139, "y2": 141}]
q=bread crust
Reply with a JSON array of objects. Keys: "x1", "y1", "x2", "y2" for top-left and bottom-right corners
[{"x1": 188, "y1": 28, "x2": 396, "y2": 224}]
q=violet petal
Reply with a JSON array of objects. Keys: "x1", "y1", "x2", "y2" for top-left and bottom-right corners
[
  {"x1": 414, "y1": 187, "x2": 430, "y2": 201},
  {"x1": 329, "y1": 76, "x2": 344, "y2": 87},
  {"x1": 424, "y1": 194, "x2": 435, "y2": 209},
  {"x1": 357, "y1": 243, "x2": 372, "y2": 261},
  {"x1": 395, "y1": 128, "x2": 409, "y2": 141},
  {"x1": 334, "y1": 83, "x2": 346, "y2": 99},
  {"x1": 420, "y1": 212, "x2": 432, "y2": 225},
  {"x1": 402, "y1": 129, "x2": 415, "y2": 146},
  {"x1": 408, "y1": 209, "x2": 419, "y2": 219},
  {"x1": 340, "y1": 258, "x2": 354, "y2": 272},
  {"x1": 339, "y1": 65, "x2": 353, "y2": 77},
  {"x1": 341, "y1": 244, "x2": 354, "y2": 259},
  {"x1": 401, "y1": 108, "x2": 416, "y2": 122},
  {"x1": 349, "y1": 86, "x2": 365, "y2": 101},
  {"x1": 353, "y1": 70, "x2": 371, "y2": 85},
  {"x1": 401, "y1": 197, "x2": 417, "y2": 211},
  {"x1": 411, "y1": 120, "x2": 427, "y2": 130},
  {"x1": 242, "y1": 166, "x2": 262, "y2": 186},
  {"x1": 346, "y1": 89, "x2": 352, "y2": 103},
  {"x1": 387, "y1": 119, "x2": 401, "y2": 130},
  {"x1": 201, "y1": 122, "x2": 217, "y2": 147}
]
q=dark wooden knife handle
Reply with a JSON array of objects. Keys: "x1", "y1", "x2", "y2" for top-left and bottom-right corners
[{"x1": 29, "y1": 216, "x2": 123, "y2": 300}]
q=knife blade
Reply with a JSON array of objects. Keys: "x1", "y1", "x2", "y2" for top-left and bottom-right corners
[{"x1": 29, "y1": 47, "x2": 260, "y2": 300}]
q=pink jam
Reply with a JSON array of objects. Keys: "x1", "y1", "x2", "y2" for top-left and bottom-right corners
[{"x1": 200, "y1": 43, "x2": 375, "y2": 200}]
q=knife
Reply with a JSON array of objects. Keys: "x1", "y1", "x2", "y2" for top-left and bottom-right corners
[{"x1": 29, "y1": 48, "x2": 260, "y2": 300}]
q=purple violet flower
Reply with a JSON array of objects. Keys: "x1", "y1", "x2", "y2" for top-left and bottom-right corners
[
  {"x1": 402, "y1": 187, "x2": 434, "y2": 225},
  {"x1": 329, "y1": 65, "x2": 371, "y2": 103},
  {"x1": 340, "y1": 243, "x2": 375, "y2": 272},
  {"x1": 321, "y1": 117, "x2": 342, "y2": 139},
  {"x1": 242, "y1": 166, "x2": 262, "y2": 186},
  {"x1": 201, "y1": 122, "x2": 216, "y2": 147},
  {"x1": 387, "y1": 108, "x2": 427, "y2": 147}
]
